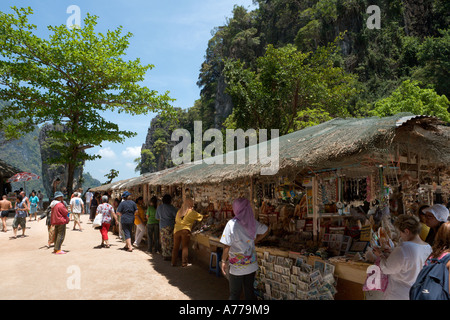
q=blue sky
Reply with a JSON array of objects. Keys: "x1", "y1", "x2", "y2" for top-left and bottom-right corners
[{"x1": 0, "y1": 0, "x2": 256, "y2": 183}]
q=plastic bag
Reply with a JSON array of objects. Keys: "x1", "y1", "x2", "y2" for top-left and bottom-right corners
[{"x1": 92, "y1": 213, "x2": 103, "y2": 228}]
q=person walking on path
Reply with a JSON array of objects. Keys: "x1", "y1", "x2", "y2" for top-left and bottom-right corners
[
  {"x1": 116, "y1": 191, "x2": 137, "y2": 252},
  {"x1": 172, "y1": 197, "x2": 204, "y2": 267},
  {"x1": 0, "y1": 195, "x2": 12, "y2": 232},
  {"x1": 70, "y1": 192, "x2": 84, "y2": 231},
  {"x1": 37, "y1": 190, "x2": 44, "y2": 211},
  {"x1": 89, "y1": 192, "x2": 99, "y2": 223},
  {"x1": 19, "y1": 191, "x2": 30, "y2": 219},
  {"x1": 146, "y1": 196, "x2": 160, "y2": 253},
  {"x1": 373, "y1": 214, "x2": 432, "y2": 300},
  {"x1": 155, "y1": 194, "x2": 177, "y2": 261},
  {"x1": 29, "y1": 191, "x2": 39, "y2": 221},
  {"x1": 85, "y1": 188, "x2": 93, "y2": 215},
  {"x1": 133, "y1": 196, "x2": 147, "y2": 247},
  {"x1": 38, "y1": 203, "x2": 55, "y2": 248},
  {"x1": 50, "y1": 191, "x2": 69, "y2": 255},
  {"x1": 113, "y1": 198, "x2": 123, "y2": 241},
  {"x1": 220, "y1": 198, "x2": 269, "y2": 300},
  {"x1": 423, "y1": 204, "x2": 449, "y2": 246},
  {"x1": 96, "y1": 195, "x2": 118, "y2": 248},
  {"x1": 13, "y1": 194, "x2": 29, "y2": 239}
]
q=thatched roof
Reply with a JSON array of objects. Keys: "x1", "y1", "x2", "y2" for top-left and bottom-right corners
[{"x1": 91, "y1": 113, "x2": 449, "y2": 192}]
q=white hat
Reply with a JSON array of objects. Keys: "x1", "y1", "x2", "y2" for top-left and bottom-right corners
[{"x1": 423, "y1": 204, "x2": 449, "y2": 222}]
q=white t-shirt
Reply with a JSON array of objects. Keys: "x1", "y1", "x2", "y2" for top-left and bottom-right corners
[
  {"x1": 70, "y1": 197, "x2": 84, "y2": 214},
  {"x1": 85, "y1": 192, "x2": 93, "y2": 203},
  {"x1": 220, "y1": 218, "x2": 268, "y2": 276},
  {"x1": 379, "y1": 241, "x2": 432, "y2": 300}
]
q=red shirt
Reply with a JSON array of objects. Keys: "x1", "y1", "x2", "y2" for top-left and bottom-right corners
[{"x1": 51, "y1": 202, "x2": 69, "y2": 225}]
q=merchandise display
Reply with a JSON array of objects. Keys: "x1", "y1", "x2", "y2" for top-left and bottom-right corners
[{"x1": 256, "y1": 251, "x2": 337, "y2": 300}]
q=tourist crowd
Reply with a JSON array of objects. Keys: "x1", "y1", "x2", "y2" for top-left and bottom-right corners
[{"x1": 1, "y1": 189, "x2": 449, "y2": 300}]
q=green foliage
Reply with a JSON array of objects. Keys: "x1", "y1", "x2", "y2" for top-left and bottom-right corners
[
  {"x1": 0, "y1": 7, "x2": 174, "y2": 194},
  {"x1": 370, "y1": 80, "x2": 450, "y2": 121},
  {"x1": 104, "y1": 169, "x2": 120, "y2": 185},
  {"x1": 223, "y1": 40, "x2": 359, "y2": 135},
  {"x1": 413, "y1": 29, "x2": 450, "y2": 97},
  {"x1": 137, "y1": 0, "x2": 449, "y2": 174}
]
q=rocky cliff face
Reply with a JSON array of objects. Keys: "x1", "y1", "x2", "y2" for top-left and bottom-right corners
[
  {"x1": 140, "y1": 115, "x2": 177, "y2": 175},
  {"x1": 39, "y1": 123, "x2": 83, "y2": 197},
  {"x1": 214, "y1": 75, "x2": 234, "y2": 129},
  {"x1": 402, "y1": 0, "x2": 433, "y2": 37}
]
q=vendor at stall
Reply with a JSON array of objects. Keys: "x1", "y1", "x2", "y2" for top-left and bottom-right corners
[{"x1": 423, "y1": 204, "x2": 450, "y2": 246}]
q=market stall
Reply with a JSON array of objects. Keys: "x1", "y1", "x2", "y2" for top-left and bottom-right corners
[{"x1": 90, "y1": 113, "x2": 450, "y2": 300}]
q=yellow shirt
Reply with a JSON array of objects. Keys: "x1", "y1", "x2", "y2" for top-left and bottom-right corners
[
  {"x1": 419, "y1": 222, "x2": 430, "y2": 242},
  {"x1": 135, "y1": 204, "x2": 146, "y2": 225},
  {"x1": 174, "y1": 209, "x2": 203, "y2": 233}
]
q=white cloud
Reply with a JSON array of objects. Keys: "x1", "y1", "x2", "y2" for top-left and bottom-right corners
[
  {"x1": 97, "y1": 147, "x2": 116, "y2": 159},
  {"x1": 122, "y1": 146, "x2": 141, "y2": 158}
]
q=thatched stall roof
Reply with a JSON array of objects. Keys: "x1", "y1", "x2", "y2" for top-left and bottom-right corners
[
  {"x1": 144, "y1": 113, "x2": 449, "y2": 186},
  {"x1": 90, "y1": 113, "x2": 450, "y2": 192},
  {"x1": 89, "y1": 176, "x2": 144, "y2": 193},
  {"x1": 89, "y1": 165, "x2": 189, "y2": 193}
]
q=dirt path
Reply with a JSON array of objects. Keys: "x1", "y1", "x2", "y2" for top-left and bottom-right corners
[{"x1": 0, "y1": 213, "x2": 229, "y2": 300}]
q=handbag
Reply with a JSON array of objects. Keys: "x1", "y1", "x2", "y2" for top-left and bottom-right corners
[
  {"x1": 362, "y1": 257, "x2": 389, "y2": 292},
  {"x1": 92, "y1": 213, "x2": 103, "y2": 229}
]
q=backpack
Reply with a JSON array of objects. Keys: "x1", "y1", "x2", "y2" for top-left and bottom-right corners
[{"x1": 409, "y1": 253, "x2": 450, "y2": 300}]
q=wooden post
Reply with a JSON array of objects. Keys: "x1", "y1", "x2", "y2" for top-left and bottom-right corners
[{"x1": 312, "y1": 176, "x2": 318, "y2": 243}]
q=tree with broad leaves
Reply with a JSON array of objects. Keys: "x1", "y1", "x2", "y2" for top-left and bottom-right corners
[{"x1": 0, "y1": 7, "x2": 174, "y2": 197}]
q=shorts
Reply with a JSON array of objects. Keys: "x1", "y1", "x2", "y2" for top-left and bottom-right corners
[
  {"x1": 72, "y1": 212, "x2": 80, "y2": 222},
  {"x1": 13, "y1": 217, "x2": 26, "y2": 229},
  {"x1": 30, "y1": 205, "x2": 37, "y2": 214},
  {"x1": 1, "y1": 211, "x2": 9, "y2": 218},
  {"x1": 121, "y1": 222, "x2": 134, "y2": 240}
]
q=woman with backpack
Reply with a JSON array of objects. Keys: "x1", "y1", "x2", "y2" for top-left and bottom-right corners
[
  {"x1": 374, "y1": 214, "x2": 431, "y2": 300},
  {"x1": 410, "y1": 221, "x2": 450, "y2": 300}
]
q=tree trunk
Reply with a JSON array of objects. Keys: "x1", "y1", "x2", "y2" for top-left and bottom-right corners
[
  {"x1": 66, "y1": 158, "x2": 75, "y2": 200},
  {"x1": 66, "y1": 144, "x2": 79, "y2": 200}
]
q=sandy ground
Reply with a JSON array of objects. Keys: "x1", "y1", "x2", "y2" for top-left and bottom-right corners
[{"x1": 0, "y1": 213, "x2": 229, "y2": 300}]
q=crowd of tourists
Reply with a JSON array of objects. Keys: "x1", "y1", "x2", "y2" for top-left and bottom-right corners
[{"x1": 1, "y1": 187, "x2": 449, "y2": 300}]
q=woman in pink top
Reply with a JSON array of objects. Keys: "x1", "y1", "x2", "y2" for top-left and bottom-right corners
[{"x1": 427, "y1": 222, "x2": 450, "y2": 295}]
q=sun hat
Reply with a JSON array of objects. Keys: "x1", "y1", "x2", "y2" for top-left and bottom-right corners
[
  {"x1": 122, "y1": 191, "x2": 131, "y2": 198},
  {"x1": 54, "y1": 191, "x2": 64, "y2": 199},
  {"x1": 423, "y1": 204, "x2": 450, "y2": 222}
]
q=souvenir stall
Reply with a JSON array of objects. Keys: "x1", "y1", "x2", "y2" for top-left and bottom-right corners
[
  {"x1": 89, "y1": 113, "x2": 450, "y2": 300},
  {"x1": 174, "y1": 114, "x2": 449, "y2": 300}
]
